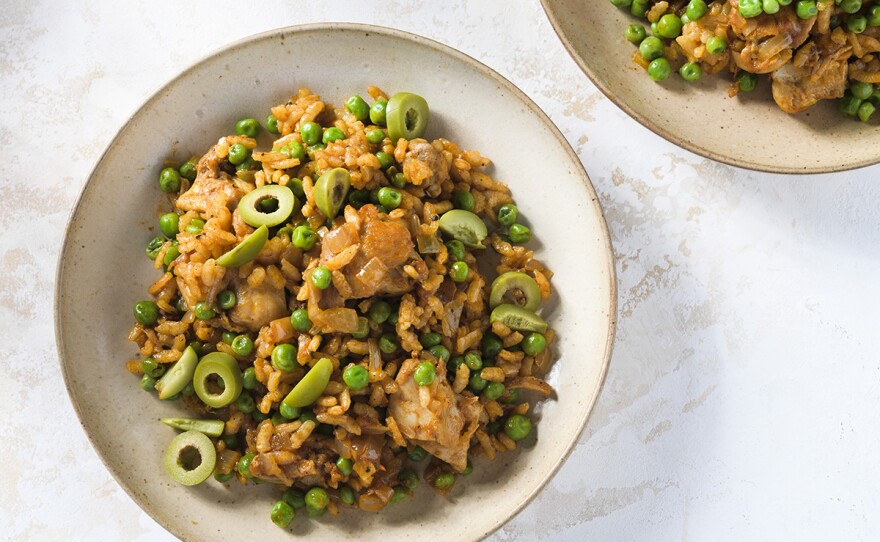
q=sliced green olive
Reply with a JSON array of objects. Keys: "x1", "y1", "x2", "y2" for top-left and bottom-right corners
[
  {"x1": 160, "y1": 417, "x2": 225, "y2": 437},
  {"x1": 216, "y1": 225, "x2": 268, "y2": 268},
  {"x1": 314, "y1": 168, "x2": 351, "y2": 219},
  {"x1": 164, "y1": 430, "x2": 216, "y2": 486},
  {"x1": 438, "y1": 210, "x2": 487, "y2": 248},
  {"x1": 282, "y1": 357, "x2": 332, "y2": 408},
  {"x1": 193, "y1": 352, "x2": 243, "y2": 408},
  {"x1": 155, "y1": 346, "x2": 199, "y2": 400},
  {"x1": 386, "y1": 92, "x2": 430, "y2": 142},
  {"x1": 238, "y1": 185, "x2": 299, "y2": 228},
  {"x1": 490, "y1": 304, "x2": 548, "y2": 333},
  {"x1": 489, "y1": 272, "x2": 541, "y2": 312}
]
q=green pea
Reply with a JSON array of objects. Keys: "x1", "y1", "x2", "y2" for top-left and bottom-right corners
[
  {"x1": 419, "y1": 332, "x2": 442, "y2": 348},
  {"x1": 214, "y1": 470, "x2": 234, "y2": 483},
  {"x1": 453, "y1": 190, "x2": 475, "y2": 212},
  {"x1": 391, "y1": 172, "x2": 406, "y2": 188},
  {"x1": 185, "y1": 218, "x2": 205, "y2": 235},
  {"x1": 352, "y1": 317, "x2": 370, "y2": 339},
  {"x1": 762, "y1": 0, "x2": 780, "y2": 14},
  {"x1": 286, "y1": 308, "x2": 310, "y2": 333},
  {"x1": 388, "y1": 306, "x2": 399, "y2": 326},
  {"x1": 323, "y1": 127, "x2": 345, "y2": 144},
  {"x1": 271, "y1": 412, "x2": 287, "y2": 426},
  {"x1": 686, "y1": 0, "x2": 708, "y2": 20},
  {"x1": 345, "y1": 95, "x2": 370, "y2": 121},
  {"x1": 232, "y1": 335, "x2": 254, "y2": 358},
  {"x1": 851, "y1": 82, "x2": 874, "y2": 101},
  {"x1": 370, "y1": 99, "x2": 388, "y2": 126},
  {"x1": 414, "y1": 361, "x2": 436, "y2": 386},
  {"x1": 179, "y1": 159, "x2": 197, "y2": 181},
  {"x1": 497, "y1": 204, "x2": 517, "y2": 227},
  {"x1": 366, "y1": 129, "x2": 386, "y2": 145},
  {"x1": 868, "y1": 5, "x2": 880, "y2": 26},
  {"x1": 282, "y1": 488, "x2": 306, "y2": 510},
  {"x1": 647, "y1": 58, "x2": 672, "y2": 82},
  {"x1": 379, "y1": 333, "x2": 398, "y2": 354},
  {"x1": 447, "y1": 355, "x2": 465, "y2": 374},
  {"x1": 242, "y1": 366, "x2": 258, "y2": 389},
  {"x1": 308, "y1": 143, "x2": 327, "y2": 157},
  {"x1": 625, "y1": 24, "x2": 647, "y2": 44},
  {"x1": 141, "y1": 357, "x2": 165, "y2": 379},
  {"x1": 706, "y1": 35, "x2": 727, "y2": 55},
  {"x1": 445, "y1": 240, "x2": 466, "y2": 262},
  {"x1": 377, "y1": 187, "x2": 402, "y2": 209},
  {"x1": 433, "y1": 472, "x2": 455, "y2": 490},
  {"x1": 508, "y1": 223, "x2": 531, "y2": 244},
  {"x1": 408, "y1": 445, "x2": 427, "y2": 462},
  {"x1": 522, "y1": 332, "x2": 548, "y2": 356},
  {"x1": 848, "y1": 15, "x2": 867, "y2": 33},
  {"x1": 840, "y1": 0, "x2": 861, "y2": 13},
  {"x1": 227, "y1": 143, "x2": 250, "y2": 165},
  {"x1": 484, "y1": 382, "x2": 505, "y2": 401},
  {"x1": 336, "y1": 457, "x2": 354, "y2": 476},
  {"x1": 310, "y1": 266, "x2": 332, "y2": 290},
  {"x1": 501, "y1": 388, "x2": 520, "y2": 404},
  {"x1": 399, "y1": 469, "x2": 419, "y2": 490},
  {"x1": 216, "y1": 290, "x2": 236, "y2": 310},
  {"x1": 133, "y1": 300, "x2": 159, "y2": 325},
  {"x1": 159, "y1": 213, "x2": 179, "y2": 237},
  {"x1": 174, "y1": 297, "x2": 187, "y2": 313},
  {"x1": 221, "y1": 331, "x2": 237, "y2": 344},
  {"x1": 299, "y1": 410, "x2": 318, "y2": 425},
  {"x1": 270, "y1": 500, "x2": 295, "y2": 528},
  {"x1": 300, "y1": 122, "x2": 322, "y2": 145},
  {"x1": 266, "y1": 114, "x2": 280, "y2": 134},
  {"x1": 481, "y1": 333, "x2": 503, "y2": 359},
  {"x1": 146, "y1": 236, "x2": 165, "y2": 259},
  {"x1": 221, "y1": 433, "x2": 238, "y2": 449},
  {"x1": 679, "y1": 62, "x2": 702, "y2": 82},
  {"x1": 737, "y1": 72, "x2": 758, "y2": 92},
  {"x1": 291, "y1": 225, "x2": 317, "y2": 251},
  {"x1": 235, "y1": 118, "x2": 260, "y2": 138},
  {"x1": 234, "y1": 392, "x2": 255, "y2": 414},
  {"x1": 388, "y1": 486, "x2": 407, "y2": 504},
  {"x1": 858, "y1": 101, "x2": 876, "y2": 123},
  {"x1": 796, "y1": 0, "x2": 816, "y2": 18},
  {"x1": 375, "y1": 151, "x2": 394, "y2": 170},
  {"x1": 252, "y1": 409, "x2": 268, "y2": 422},
  {"x1": 638, "y1": 36, "x2": 664, "y2": 62},
  {"x1": 158, "y1": 167, "x2": 181, "y2": 193},
  {"x1": 140, "y1": 373, "x2": 157, "y2": 391},
  {"x1": 469, "y1": 372, "x2": 488, "y2": 392},
  {"x1": 504, "y1": 414, "x2": 532, "y2": 441},
  {"x1": 305, "y1": 487, "x2": 330, "y2": 511},
  {"x1": 237, "y1": 453, "x2": 256, "y2": 478},
  {"x1": 450, "y1": 261, "x2": 469, "y2": 282},
  {"x1": 193, "y1": 301, "x2": 215, "y2": 320},
  {"x1": 428, "y1": 344, "x2": 450, "y2": 363},
  {"x1": 368, "y1": 301, "x2": 391, "y2": 324},
  {"x1": 285, "y1": 141, "x2": 306, "y2": 162},
  {"x1": 631, "y1": 0, "x2": 649, "y2": 16},
  {"x1": 739, "y1": 0, "x2": 763, "y2": 17},
  {"x1": 486, "y1": 420, "x2": 502, "y2": 434},
  {"x1": 609, "y1": 0, "x2": 632, "y2": 6},
  {"x1": 656, "y1": 14, "x2": 683, "y2": 38},
  {"x1": 464, "y1": 352, "x2": 483, "y2": 372},
  {"x1": 343, "y1": 364, "x2": 369, "y2": 391},
  {"x1": 280, "y1": 402, "x2": 301, "y2": 420},
  {"x1": 271, "y1": 343, "x2": 297, "y2": 372},
  {"x1": 339, "y1": 486, "x2": 356, "y2": 506},
  {"x1": 839, "y1": 95, "x2": 863, "y2": 117}
]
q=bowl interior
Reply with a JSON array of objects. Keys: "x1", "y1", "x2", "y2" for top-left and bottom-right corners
[
  {"x1": 541, "y1": 0, "x2": 880, "y2": 174},
  {"x1": 56, "y1": 24, "x2": 615, "y2": 542}
]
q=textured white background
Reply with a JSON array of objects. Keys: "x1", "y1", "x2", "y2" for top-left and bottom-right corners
[{"x1": 3, "y1": 1, "x2": 879, "y2": 541}]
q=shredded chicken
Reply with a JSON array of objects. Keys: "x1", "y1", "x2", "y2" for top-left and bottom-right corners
[
  {"x1": 771, "y1": 34, "x2": 852, "y2": 113},
  {"x1": 175, "y1": 141, "x2": 243, "y2": 218}
]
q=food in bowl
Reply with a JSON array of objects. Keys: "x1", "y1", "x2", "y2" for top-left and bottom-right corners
[
  {"x1": 610, "y1": 0, "x2": 880, "y2": 119},
  {"x1": 126, "y1": 86, "x2": 557, "y2": 527}
]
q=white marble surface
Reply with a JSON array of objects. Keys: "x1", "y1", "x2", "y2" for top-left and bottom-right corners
[{"x1": 3, "y1": 1, "x2": 879, "y2": 541}]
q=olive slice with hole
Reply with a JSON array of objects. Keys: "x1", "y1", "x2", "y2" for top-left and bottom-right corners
[
  {"x1": 193, "y1": 352, "x2": 243, "y2": 408},
  {"x1": 282, "y1": 357, "x2": 333, "y2": 408},
  {"x1": 161, "y1": 417, "x2": 225, "y2": 437},
  {"x1": 216, "y1": 225, "x2": 268, "y2": 268},
  {"x1": 489, "y1": 272, "x2": 541, "y2": 311},
  {"x1": 314, "y1": 168, "x2": 351, "y2": 219},
  {"x1": 438, "y1": 209, "x2": 488, "y2": 248},
  {"x1": 238, "y1": 185, "x2": 299, "y2": 228},
  {"x1": 155, "y1": 346, "x2": 198, "y2": 400},
  {"x1": 164, "y1": 430, "x2": 216, "y2": 486},
  {"x1": 490, "y1": 303, "x2": 548, "y2": 333},
  {"x1": 386, "y1": 92, "x2": 430, "y2": 142}
]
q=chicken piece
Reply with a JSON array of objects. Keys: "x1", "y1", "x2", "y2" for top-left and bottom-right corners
[
  {"x1": 388, "y1": 359, "x2": 482, "y2": 471},
  {"x1": 227, "y1": 271, "x2": 288, "y2": 332},
  {"x1": 771, "y1": 36, "x2": 852, "y2": 113},
  {"x1": 175, "y1": 140, "x2": 243, "y2": 218},
  {"x1": 728, "y1": 0, "x2": 814, "y2": 74},
  {"x1": 318, "y1": 204, "x2": 425, "y2": 299},
  {"x1": 402, "y1": 139, "x2": 449, "y2": 198}
]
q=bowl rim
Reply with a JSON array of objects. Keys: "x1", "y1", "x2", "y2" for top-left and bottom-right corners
[
  {"x1": 54, "y1": 21, "x2": 617, "y2": 541},
  {"x1": 540, "y1": 0, "x2": 879, "y2": 175}
]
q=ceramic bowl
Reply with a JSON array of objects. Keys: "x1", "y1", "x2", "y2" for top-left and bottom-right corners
[
  {"x1": 541, "y1": 0, "x2": 880, "y2": 174},
  {"x1": 55, "y1": 23, "x2": 616, "y2": 541}
]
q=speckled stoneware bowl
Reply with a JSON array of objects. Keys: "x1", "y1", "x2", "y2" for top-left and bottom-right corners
[
  {"x1": 55, "y1": 24, "x2": 616, "y2": 542},
  {"x1": 541, "y1": 0, "x2": 880, "y2": 174}
]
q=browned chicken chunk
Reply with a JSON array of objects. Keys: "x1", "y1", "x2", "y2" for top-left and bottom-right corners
[
  {"x1": 402, "y1": 139, "x2": 449, "y2": 198},
  {"x1": 728, "y1": 0, "x2": 815, "y2": 74},
  {"x1": 176, "y1": 141, "x2": 243, "y2": 218},
  {"x1": 228, "y1": 271, "x2": 288, "y2": 331},
  {"x1": 772, "y1": 36, "x2": 852, "y2": 113}
]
